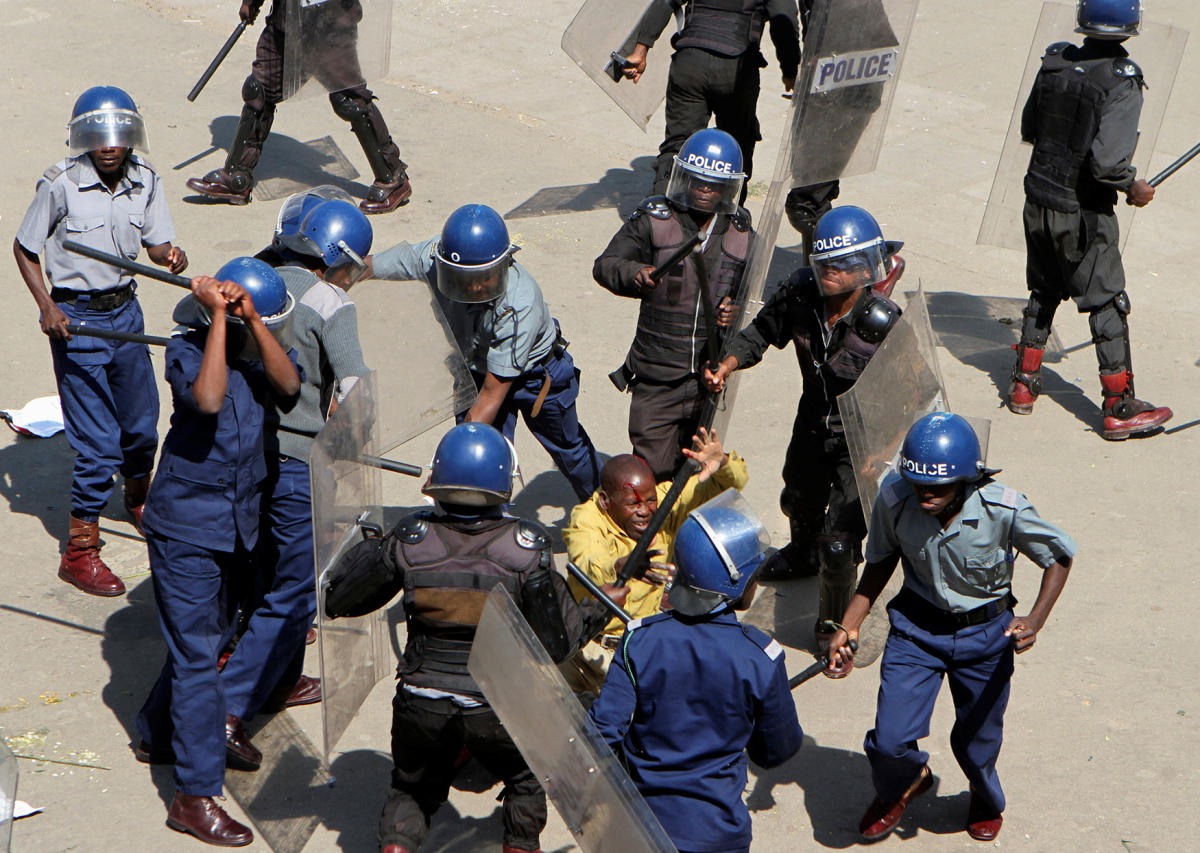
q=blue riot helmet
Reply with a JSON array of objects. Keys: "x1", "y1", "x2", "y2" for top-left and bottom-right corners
[
  {"x1": 434, "y1": 204, "x2": 518, "y2": 304},
  {"x1": 207, "y1": 257, "x2": 296, "y2": 358},
  {"x1": 809, "y1": 206, "x2": 903, "y2": 297},
  {"x1": 272, "y1": 185, "x2": 354, "y2": 251},
  {"x1": 423, "y1": 423, "x2": 515, "y2": 506},
  {"x1": 67, "y1": 86, "x2": 148, "y2": 155},
  {"x1": 280, "y1": 200, "x2": 374, "y2": 283},
  {"x1": 897, "y1": 412, "x2": 997, "y2": 485},
  {"x1": 666, "y1": 128, "x2": 746, "y2": 216},
  {"x1": 1076, "y1": 0, "x2": 1140, "y2": 39},
  {"x1": 666, "y1": 490, "x2": 771, "y2": 616}
]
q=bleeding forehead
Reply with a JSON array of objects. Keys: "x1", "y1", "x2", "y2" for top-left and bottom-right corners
[{"x1": 618, "y1": 480, "x2": 655, "y2": 504}]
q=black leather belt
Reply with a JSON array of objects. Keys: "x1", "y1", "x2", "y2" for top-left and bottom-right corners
[
  {"x1": 895, "y1": 587, "x2": 1016, "y2": 632},
  {"x1": 599, "y1": 635, "x2": 622, "y2": 651},
  {"x1": 52, "y1": 284, "x2": 134, "y2": 312}
]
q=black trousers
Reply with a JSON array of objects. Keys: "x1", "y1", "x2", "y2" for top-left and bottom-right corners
[
  {"x1": 652, "y1": 47, "x2": 762, "y2": 200},
  {"x1": 381, "y1": 690, "x2": 546, "y2": 851},
  {"x1": 780, "y1": 422, "x2": 866, "y2": 549},
  {"x1": 627, "y1": 374, "x2": 708, "y2": 481}
]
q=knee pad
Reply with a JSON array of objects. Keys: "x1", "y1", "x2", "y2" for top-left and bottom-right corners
[
  {"x1": 779, "y1": 487, "x2": 803, "y2": 519},
  {"x1": 330, "y1": 89, "x2": 369, "y2": 122},
  {"x1": 241, "y1": 75, "x2": 266, "y2": 111}
]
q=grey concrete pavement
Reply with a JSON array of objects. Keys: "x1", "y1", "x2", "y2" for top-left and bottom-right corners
[{"x1": 2, "y1": 1, "x2": 1199, "y2": 851}]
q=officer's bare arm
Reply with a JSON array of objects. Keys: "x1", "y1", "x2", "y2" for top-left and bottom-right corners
[
  {"x1": 1005, "y1": 556, "x2": 1072, "y2": 653},
  {"x1": 463, "y1": 372, "x2": 516, "y2": 426},
  {"x1": 13, "y1": 238, "x2": 70, "y2": 339},
  {"x1": 146, "y1": 242, "x2": 189, "y2": 275},
  {"x1": 827, "y1": 554, "x2": 901, "y2": 671}
]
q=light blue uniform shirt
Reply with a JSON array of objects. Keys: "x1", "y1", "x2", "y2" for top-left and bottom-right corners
[
  {"x1": 865, "y1": 470, "x2": 1078, "y2": 612},
  {"x1": 371, "y1": 238, "x2": 556, "y2": 378},
  {"x1": 15, "y1": 153, "x2": 176, "y2": 292}
]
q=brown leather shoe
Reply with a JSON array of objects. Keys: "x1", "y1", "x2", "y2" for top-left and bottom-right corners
[
  {"x1": 381, "y1": 846, "x2": 414, "y2": 853},
  {"x1": 123, "y1": 474, "x2": 150, "y2": 535},
  {"x1": 224, "y1": 715, "x2": 261, "y2": 771},
  {"x1": 859, "y1": 764, "x2": 934, "y2": 840},
  {"x1": 359, "y1": 174, "x2": 412, "y2": 214},
  {"x1": 58, "y1": 516, "x2": 125, "y2": 597},
  {"x1": 966, "y1": 791, "x2": 1003, "y2": 841},
  {"x1": 166, "y1": 792, "x2": 253, "y2": 847},
  {"x1": 133, "y1": 739, "x2": 176, "y2": 765},
  {"x1": 501, "y1": 846, "x2": 543, "y2": 853},
  {"x1": 186, "y1": 168, "x2": 253, "y2": 205},
  {"x1": 1099, "y1": 371, "x2": 1173, "y2": 440},
  {"x1": 263, "y1": 675, "x2": 322, "y2": 713},
  {"x1": 305, "y1": 626, "x2": 317, "y2": 645}
]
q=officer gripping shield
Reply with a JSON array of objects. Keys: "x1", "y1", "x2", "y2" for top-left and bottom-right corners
[
  {"x1": 709, "y1": 0, "x2": 918, "y2": 441},
  {"x1": 468, "y1": 585, "x2": 678, "y2": 853},
  {"x1": 977, "y1": 1, "x2": 1187, "y2": 251},
  {"x1": 561, "y1": 0, "x2": 676, "y2": 130},
  {"x1": 281, "y1": 0, "x2": 394, "y2": 101}
]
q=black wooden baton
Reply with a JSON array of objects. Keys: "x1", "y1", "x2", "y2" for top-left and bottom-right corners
[
  {"x1": 66, "y1": 324, "x2": 170, "y2": 347},
  {"x1": 1148, "y1": 139, "x2": 1200, "y2": 188},
  {"x1": 614, "y1": 457, "x2": 700, "y2": 587},
  {"x1": 648, "y1": 232, "x2": 703, "y2": 282},
  {"x1": 188, "y1": 21, "x2": 248, "y2": 102},
  {"x1": 62, "y1": 241, "x2": 191, "y2": 289},
  {"x1": 788, "y1": 640, "x2": 859, "y2": 690},
  {"x1": 359, "y1": 454, "x2": 422, "y2": 477},
  {"x1": 566, "y1": 562, "x2": 633, "y2": 624}
]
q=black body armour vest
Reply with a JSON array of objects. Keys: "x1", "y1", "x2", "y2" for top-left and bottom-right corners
[
  {"x1": 674, "y1": 0, "x2": 766, "y2": 56},
  {"x1": 1024, "y1": 43, "x2": 1141, "y2": 213},
  {"x1": 390, "y1": 513, "x2": 549, "y2": 698},
  {"x1": 627, "y1": 203, "x2": 752, "y2": 381}
]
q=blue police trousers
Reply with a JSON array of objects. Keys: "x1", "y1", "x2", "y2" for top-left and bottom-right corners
[
  {"x1": 864, "y1": 602, "x2": 1014, "y2": 815},
  {"x1": 221, "y1": 456, "x2": 316, "y2": 719},
  {"x1": 50, "y1": 295, "x2": 158, "y2": 521},
  {"x1": 137, "y1": 533, "x2": 245, "y2": 796}
]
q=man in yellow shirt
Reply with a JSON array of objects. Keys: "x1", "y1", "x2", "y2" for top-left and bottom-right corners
[{"x1": 562, "y1": 428, "x2": 748, "y2": 692}]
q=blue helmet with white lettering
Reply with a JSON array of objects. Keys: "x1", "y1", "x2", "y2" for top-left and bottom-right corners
[
  {"x1": 809, "y1": 206, "x2": 902, "y2": 297},
  {"x1": 280, "y1": 199, "x2": 373, "y2": 282},
  {"x1": 68, "y1": 86, "x2": 148, "y2": 155},
  {"x1": 666, "y1": 129, "x2": 746, "y2": 216},
  {"x1": 1076, "y1": 0, "x2": 1140, "y2": 39},
  {"x1": 667, "y1": 491, "x2": 770, "y2": 616},
  {"x1": 435, "y1": 204, "x2": 518, "y2": 304},
  {"x1": 897, "y1": 412, "x2": 990, "y2": 486},
  {"x1": 423, "y1": 423, "x2": 515, "y2": 507}
]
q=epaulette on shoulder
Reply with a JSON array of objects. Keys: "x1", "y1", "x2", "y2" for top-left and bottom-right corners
[
  {"x1": 729, "y1": 206, "x2": 753, "y2": 232},
  {"x1": 739, "y1": 623, "x2": 784, "y2": 661},
  {"x1": 128, "y1": 152, "x2": 157, "y2": 174},
  {"x1": 978, "y1": 481, "x2": 1021, "y2": 510},
  {"x1": 881, "y1": 471, "x2": 910, "y2": 507},
  {"x1": 1112, "y1": 57, "x2": 1143, "y2": 81},
  {"x1": 395, "y1": 510, "x2": 432, "y2": 544},
  {"x1": 514, "y1": 518, "x2": 551, "y2": 551},
  {"x1": 41, "y1": 163, "x2": 66, "y2": 184},
  {"x1": 1046, "y1": 41, "x2": 1072, "y2": 56},
  {"x1": 632, "y1": 195, "x2": 672, "y2": 221}
]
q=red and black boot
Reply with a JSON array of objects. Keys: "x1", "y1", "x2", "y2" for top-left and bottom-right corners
[
  {"x1": 124, "y1": 474, "x2": 150, "y2": 535},
  {"x1": 1006, "y1": 344, "x2": 1044, "y2": 415},
  {"x1": 1099, "y1": 371, "x2": 1172, "y2": 440},
  {"x1": 58, "y1": 516, "x2": 125, "y2": 597}
]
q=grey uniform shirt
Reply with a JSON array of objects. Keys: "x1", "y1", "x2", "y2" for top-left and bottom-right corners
[
  {"x1": 371, "y1": 237, "x2": 556, "y2": 378},
  {"x1": 865, "y1": 470, "x2": 1078, "y2": 612},
  {"x1": 15, "y1": 153, "x2": 176, "y2": 292}
]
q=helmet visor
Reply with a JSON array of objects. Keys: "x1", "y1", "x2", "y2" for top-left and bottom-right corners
[
  {"x1": 665, "y1": 161, "x2": 743, "y2": 215},
  {"x1": 273, "y1": 185, "x2": 353, "y2": 245},
  {"x1": 435, "y1": 255, "x2": 511, "y2": 304},
  {"x1": 811, "y1": 240, "x2": 887, "y2": 297},
  {"x1": 68, "y1": 109, "x2": 148, "y2": 155}
]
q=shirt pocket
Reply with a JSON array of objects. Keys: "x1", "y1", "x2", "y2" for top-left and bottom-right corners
[
  {"x1": 962, "y1": 547, "x2": 1009, "y2": 593},
  {"x1": 63, "y1": 216, "x2": 107, "y2": 251},
  {"x1": 115, "y1": 213, "x2": 146, "y2": 259}
]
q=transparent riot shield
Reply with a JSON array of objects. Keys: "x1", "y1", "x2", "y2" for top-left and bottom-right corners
[
  {"x1": 708, "y1": 0, "x2": 918, "y2": 440},
  {"x1": 469, "y1": 587, "x2": 678, "y2": 853},
  {"x1": 282, "y1": 0, "x2": 394, "y2": 102},
  {"x1": 561, "y1": 0, "x2": 675, "y2": 130},
  {"x1": 0, "y1": 740, "x2": 15, "y2": 852},
  {"x1": 977, "y1": 2, "x2": 1188, "y2": 251}
]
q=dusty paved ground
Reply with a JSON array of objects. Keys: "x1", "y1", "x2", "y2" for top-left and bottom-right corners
[{"x1": 1, "y1": 1, "x2": 1198, "y2": 851}]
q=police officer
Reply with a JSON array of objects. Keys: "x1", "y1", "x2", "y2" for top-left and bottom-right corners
[
  {"x1": 704, "y1": 206, "x2": 904, "y2": 668},
  {"x1": 594, "y1": 129, "x2": 752, "y2": 479},
  {"x1": 367, "y1": 204, "x2": 601, "y2": 501},
  {"x1": 187, "y1": 1, "x2": 411, "y2": 214},
  {"x1": 588, "y1": 491, "x2": 803, "y2": 853},
  {"x1": 321, "y1": 422, "x2": 626, "y2": 853},
  {"x1": 1008, "y1": 0, "x2": 1170, "y2": 440},
  {"x1": 619, "y1": 0, "x2": 801, "y2": 201},
  {"x1": 13, "y1": 86, "x2": 188, "y2": 597},
  {"x1": 826, "y1": 413, "x2": 1076, "y2": 842},
  {"x1": 135, "y1": 260, "x2": 301, "y2": 847},
  {"x1": 219, "y1": 199, "x2": 374, "y2": 728}
]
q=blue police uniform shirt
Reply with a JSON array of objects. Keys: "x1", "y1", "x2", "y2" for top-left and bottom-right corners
[
  {"x1": 15, "y1": 153, "x2": 176, "y2": 292},
  {"x1": 371, "y1": 238, "x2": 556, "y2": 378},
  {"x1": 865, "y1": 470, "x2": 1079, "y2": 612},
  {"x1": 141, "y1": 331, "x2": 294, "y2": 552},
  {"x1": 588, "y1": 608, "x2": 803, "y2": 853}
]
